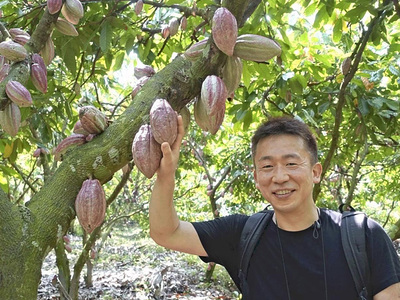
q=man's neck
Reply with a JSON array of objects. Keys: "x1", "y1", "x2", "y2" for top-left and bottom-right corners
[{"x1": 273, "y1": 206, "x2": 320, "y2": 231}]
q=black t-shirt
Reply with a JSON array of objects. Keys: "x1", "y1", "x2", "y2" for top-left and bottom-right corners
[{"x1": 192, "y1": 209, "x2": 400, "y2": 300}]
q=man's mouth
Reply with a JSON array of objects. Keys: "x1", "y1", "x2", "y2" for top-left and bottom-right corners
[{"x1": 274, "y1": 189, "x2": 293, "y2": 195}]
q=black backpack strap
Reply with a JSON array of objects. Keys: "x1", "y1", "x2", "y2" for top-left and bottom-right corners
[
  {"x1": 238, "y1": 210, "x2": 273, "y2": 297},
  {"x1": 340, "y1": 206, "x2": 371, "y2": 300}
]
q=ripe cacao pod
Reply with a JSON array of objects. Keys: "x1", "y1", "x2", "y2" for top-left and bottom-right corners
[
  {"x1": 131, "y1": 124, "x2": 162, "y2": 179},
  {"x1": 75, "y1": 179, "x2": 106, "y2": 234},
  {"x1": 211, "y1": 8, "x2": 237, "y2": 56},
  {"x1": 233, "y1": 34, "x2": 281, "y2": 62},
  {"x1": 47, "y1": 0, "x2": 63, "y2": 14},
  {"x1": 149, "y1": 98, "x2": 178, "y2": 145},
  {"x1": 135, "y1": 0, "x2": 143, "y2": 15},
  {"x1": 0, "y1": 40, "x2": 28, "y2": 62},
  {"x1": 55, "y1": 18, "x2": 79, "y2": 36},
  {"x1": 221, "y1": 55, "x2": 242, "y2": 98},
  {"x1": 5, "y1": 80, "x2": 33, "y2": 107},
  {"x1": 183, "y1": 38, "x2": 208, "y2": 61},
  {"x1": 54, "y1": 134, "x2": 87, "y2": 161},
  {"x1": 79, "y1": 106, "x2": 108, "y2": 134},
  {"x1": 200, "y1": 75, "x2": 227, "y2": 116},
  {"x1": 0, "y1": 102, "x2": 21, "y2": 137},
  {"x1": 134, "y1": 65, "x2": 155, "y2": 79},
  {"x1": 31, "y1": 63, "x2": 48, "y2": 94},
  {"x1": 194, "y1": 96, "x2": 225, "y2": 135}
]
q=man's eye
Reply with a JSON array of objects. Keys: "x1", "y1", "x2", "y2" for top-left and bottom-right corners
[
  {"x1": 262, "y1": 165, "x2": 273, "y2": 169},
  {"x1": 287, "y1": 163, "x2": 298, "y2": 167}
]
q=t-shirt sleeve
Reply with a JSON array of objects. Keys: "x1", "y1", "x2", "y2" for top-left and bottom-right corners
[
  {"x1": 367, "y1": 218, "x2": 400, "y2": 295},
  {"x1": 191, "y1": 214, "x2": 248, "y2": 266}
]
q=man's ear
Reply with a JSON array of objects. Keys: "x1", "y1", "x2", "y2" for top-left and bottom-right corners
[{"x1": 312, "y1": 162, "x2": 323, "y2": 184}]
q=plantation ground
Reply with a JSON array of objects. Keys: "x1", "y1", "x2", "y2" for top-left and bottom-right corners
[{"x1": 38, "y1": 223, "x2": 239, "y2": 300}]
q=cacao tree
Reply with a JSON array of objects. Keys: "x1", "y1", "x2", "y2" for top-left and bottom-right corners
[{"x1": 0, "y1": 0, "x2": 399, "y2": 298}]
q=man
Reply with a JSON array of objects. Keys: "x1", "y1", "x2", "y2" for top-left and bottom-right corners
[{"x1": 149, "y1": 115, "x2": 400, "y2": 299}]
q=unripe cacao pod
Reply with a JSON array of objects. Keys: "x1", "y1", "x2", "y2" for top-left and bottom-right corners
[
  {"x1": 79, "y1": 106, "x2": 108, "y2": 134},
  {"x1": 55, "y1": 18, "x2": 79, "y2": 36},
  {"x1": 194, "y1": 96, "x2": 225, "y2": 135},
  {"x1": 40, "y1": 37, "x2": 55, "y2": 66},
  {"x1": 221, "y1": 55, "x2": 242, "y2": 98},
  {"x1": 0, "y1": 102, "x2": 21, "y2": 137},
  {"x1": 0, "y1": 40, "x2": 28, "y2": 62},
  {"x1": 75, "y1": 179, "x2": 106, "y2": 234},
  {"x1": 61, "y1": 5, "x2": 80, "y2": 25},
  {"x1": 179, "y1": 106, "x2": 190, "y2": 134},
  {"x1": 54, "y1": 134, "x2": 87, "y2": 161},
  {"x1": 180, "y1": 16, "x2": 187, "y2": 31},
  {"x1": 135, "y1": 0, "x2": 143, "y2": 15},
  {"x1": 33, "y1": 148, "x2": 42, "y2": 158},
  {"x1": 200, "y1": 75, "x2": 227, "y2": 116},
  {"x1": 149, "y1": 98, "x2": 178, "y2": 145},
  {"x1": 32, "y1": 53, "x2": 47, "y2": 72},
  {"x1": 134, "y1": 65, "x2": 155, "y2": 79},
  {"x1": 5, "y1": 80, "x2": 33, "y2": 107},
  {"x1": 64, "y1": 0, "x2": 84, "y2": 19},
  {"x1": 13, "y1": 34, "x2": 30, "y2": 46},
  {"x1": 168, "y1": 18, "x2": 179, "y2": 37},
  {"x1": 9, "y1": 28, "x2": 30, "y2": 39},
  {"x1": 31, "y1": 63, "x2": 48, "y2": 94},
  {"x1": 47, "y1": 0, "x2": 63, "y2": 14},
  {"x1": 162, "y1": 26, "x2": 170, "y2": 39},
  {"x1": 233, "y1": 34, "x2": 281, "y2": 62},
  {"x1": 0, "y1": 63, "x2": 10, "y2": 82},
  {"x1": 131, "y1": 76, "x2": 150, "y2": 99},
  {"x1": 183, "y1": 38, "x2": 208, "y2": 61},
  {"x1": 341, "y1": 57, "x2": 351, "y2": 75},
  {"x1": 211, "y1": 8, "x2": 237, "y2": 56},
  {"x1": 73, "y1": 119, "x2": 90, "y2": 135},
  {"x1": 131, "y1": 124, "x2": 162, "y2": 179}
]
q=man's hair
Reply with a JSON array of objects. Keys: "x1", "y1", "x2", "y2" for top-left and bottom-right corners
[{"x1": 251, "y1": 116, "x2": 319, "y2": 165}]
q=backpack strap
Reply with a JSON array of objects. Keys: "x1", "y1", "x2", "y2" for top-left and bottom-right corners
[
  {"x1": 340, "y1": 206, "x2": 371, "y2": 300},
  {"x1": 238, "y1": 210, "x2": 273, "y2": 297}
]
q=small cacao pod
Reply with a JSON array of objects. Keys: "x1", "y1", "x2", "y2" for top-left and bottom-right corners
[
  {"x1": 64, "y1": 0, "x2": 84, "y2": 19},
  {"x1": 13, "y1": 34, "x2": 30, "y2": 46},
  {"x1": 131, "y1": 124, "x2": 162, "y2": 179},
  {"x1": 55, "y1": 18, "x2": 79, "y2": 36},
  {"x1": 31, "y1": 63, "x2": 48, "y2": 94},
  {"x1": 233, "y1": 34, "x2": 281, "y2": 62},
  {"x1": 200, "y1": 75, "x2": 227, "y2": 116},
  {"x1": 5, "y1": 80, "x2": 33, "y2": 107},
  {"x1": 0, "y1": 63, "x2": 10, "y2": 82},
  {"x1": 149, "y1": 98, "x2": 178, "y2": 145},
  {"x1": 73, "y1": 119, "x2": 90, "y2": 135},
  {"x1": 131, "y1": 76, "x2": 150, "y2": 99},
  {"x1": 180, "y1": 16, "x2": 187, "y2": 31},
  {"x1": 33, "y1": 148, "x2": 42, "y2": 158},
  {"x1": 75, "y1": 179, "x2": 106, "y2": 234},
  {"x1": 221, "y1": 55, "x2": 242, "y2": 98},
  {"x1": 162, "y1": 26, "x2": 170, "y2": 39},
  {"x1": 54, "y1": 134, "x2": 86, "y2": 161},
  {"x1": 179, "y1": 106, "x2": 190, "y2": 134},
  {"x1": 183, "y1": 38, "x2": 208, "y2": 61},
  {"x1": 61, "y1": 5, "x2": 80, "y2": 25},
  {"x1": 134, "y1": 65, "x2": 155, "y2": 79},
  {"x1": 9, "y1": 28, "x2": 30, "y2": 39},
  {"x1": 168, "y1": 18, "x2": 180, "y2": 37},
  {"x1": 79, "y1": 106, "x2": 108, "y2": 134},
  {"x1": 40, "y1": 37, "x2": 55, "y2": 66},
  {"x1": 135, "y1": 0, "x2": 143, "y2": 15},
  {"x1": 0, "y1": 40, "x2": 28, "y2": 62},
  {"x1": 341, "y1": 57, "x2": 351, "y2": 75},
  {"x1": 194, "y1": 96, "x2": 225, "y2": 135},
  {"x1": 211, "y1": 8, "x2": 237, "y2": 56},
  {"x1": 47, "y1": 0, "x2": 63, "y2": 14},
  {"x1": 0, "y1": 102, "x2": 21, "y2": 137}
]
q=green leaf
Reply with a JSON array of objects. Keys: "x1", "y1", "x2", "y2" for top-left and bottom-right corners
[
  {"x1": 332, "y1": 18, "x2": 343, "y2": 43},
  {"x1": 100, "y1": 20, "x2": 112, "y2": 53},
  {"x1": 388, "y1": 65, "x2": 400, "y2": 77},
  {"x1": 113, "y1": 52, "x2": 125, "y2": 71},
  {"x1": 313, "y1": 6, "x2": 328, "y2": 29}
]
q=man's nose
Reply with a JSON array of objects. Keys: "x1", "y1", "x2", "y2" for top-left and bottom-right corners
[{"x1": 272, "y1": 165, "x2": 289, "y2": 183}]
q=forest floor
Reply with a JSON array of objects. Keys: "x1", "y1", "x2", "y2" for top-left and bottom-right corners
[{"x1": 37, "y1": 222, "x2": 240, "y2": 300}]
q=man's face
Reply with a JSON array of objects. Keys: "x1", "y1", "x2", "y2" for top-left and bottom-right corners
[{"x1": 253, "y1": 134, "x2": 322, "y2": 214}]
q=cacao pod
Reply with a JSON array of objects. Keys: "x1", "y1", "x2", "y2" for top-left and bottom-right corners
[
  {"x1": 79, "y1": 106, "x2": 108, "y2": 134},
  {"x1": 134, "y1": 65, "x2": 155, "y2": 79},
  {"x1": 135, "y1": 0, "x2": 143, "y2": 15},
  {"x1": 183, "y1": 38, "x2": 208, "y2": 61},
  {"x1": 54, "y1": 134, "x2": 87, "y2": 161},
  {"x1": 40, "y1": 37, "x2": 55, "y2": 66},
  {"x1": 0, "y1": 102, "x2": 21, "y2": 137},
  {"x1": 73, "y1": 119, "x2": 90, "y2": 135},
  {"x1": 162, "y1": 26, "x2": 170, "y2": 39},
  {"x1": 0, "y1": 40, "x2": 28, "y2": 62},
  {"x1": 47, "y1": 0, "x2": 63, "y2": 14},
  {"x1": 179, "y1": 106, "x2": 190, "y2": 134},
  {"x1": 200, "y1": 75, "x2": 227, "y2": 116},
  {"x1": 341, "y1": 57, "x2": 351, "y2": 75},
  {"x1": 33, "y1": 148, "x2": 42, "y2": 158},
  {"x1": 131, "y1": 76, "x2": 150, "y2": 99},
  {"x1": 61, "y1": 5, "x2": 80, "y2": 25},
  {"x1": 211, "y1": 8, "x2": 237, "y2": 56},
  {"x1": 55, "y1": 18, "x2": 79, "y2": 36},
  {"x1": 233, "y1": 34, "x2": 281, "y2": 62},
  {"x1": 75, "y1": 179, "x2": 106, "y2": 234},
  {"x1": 131, "y1": 124, "x2": 162, "y2": 179},
  {"x1": 194, "y1": 95, "x2": 225, "y2": 135},
  {"x1": 31, "y1": 63, "x2": 48, "y2": 94},
  {"x1": 64, "y1": 0, "x2": 84, "y2": 19},
  {"x1": 9, "y1": 28, "x2": 30, "y2": 39},
  {"x1": 5, "y1": 80, "x2": 33, "y2": 107},
  {"x1": 13, "y1": 34, "x2": 30, "y2": 46},
  {"x1": 0, "y1": 63, "x2": 10, "y2": 82},
  {"x1": 221, "y1": 55, "x2": 242, "y2": 98},
  {"x1": 149, "y1": 98, "x2": 178, "y2": 145},
  {"x1": 32, "y1": 53, "x2": 47, "y2": 71},
  {"x1": 168, "y1": 18, "x2": 179, "y2": 37},
  {"x1": 180, "y1": 16, "x2": 187, "y2": 31}
]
